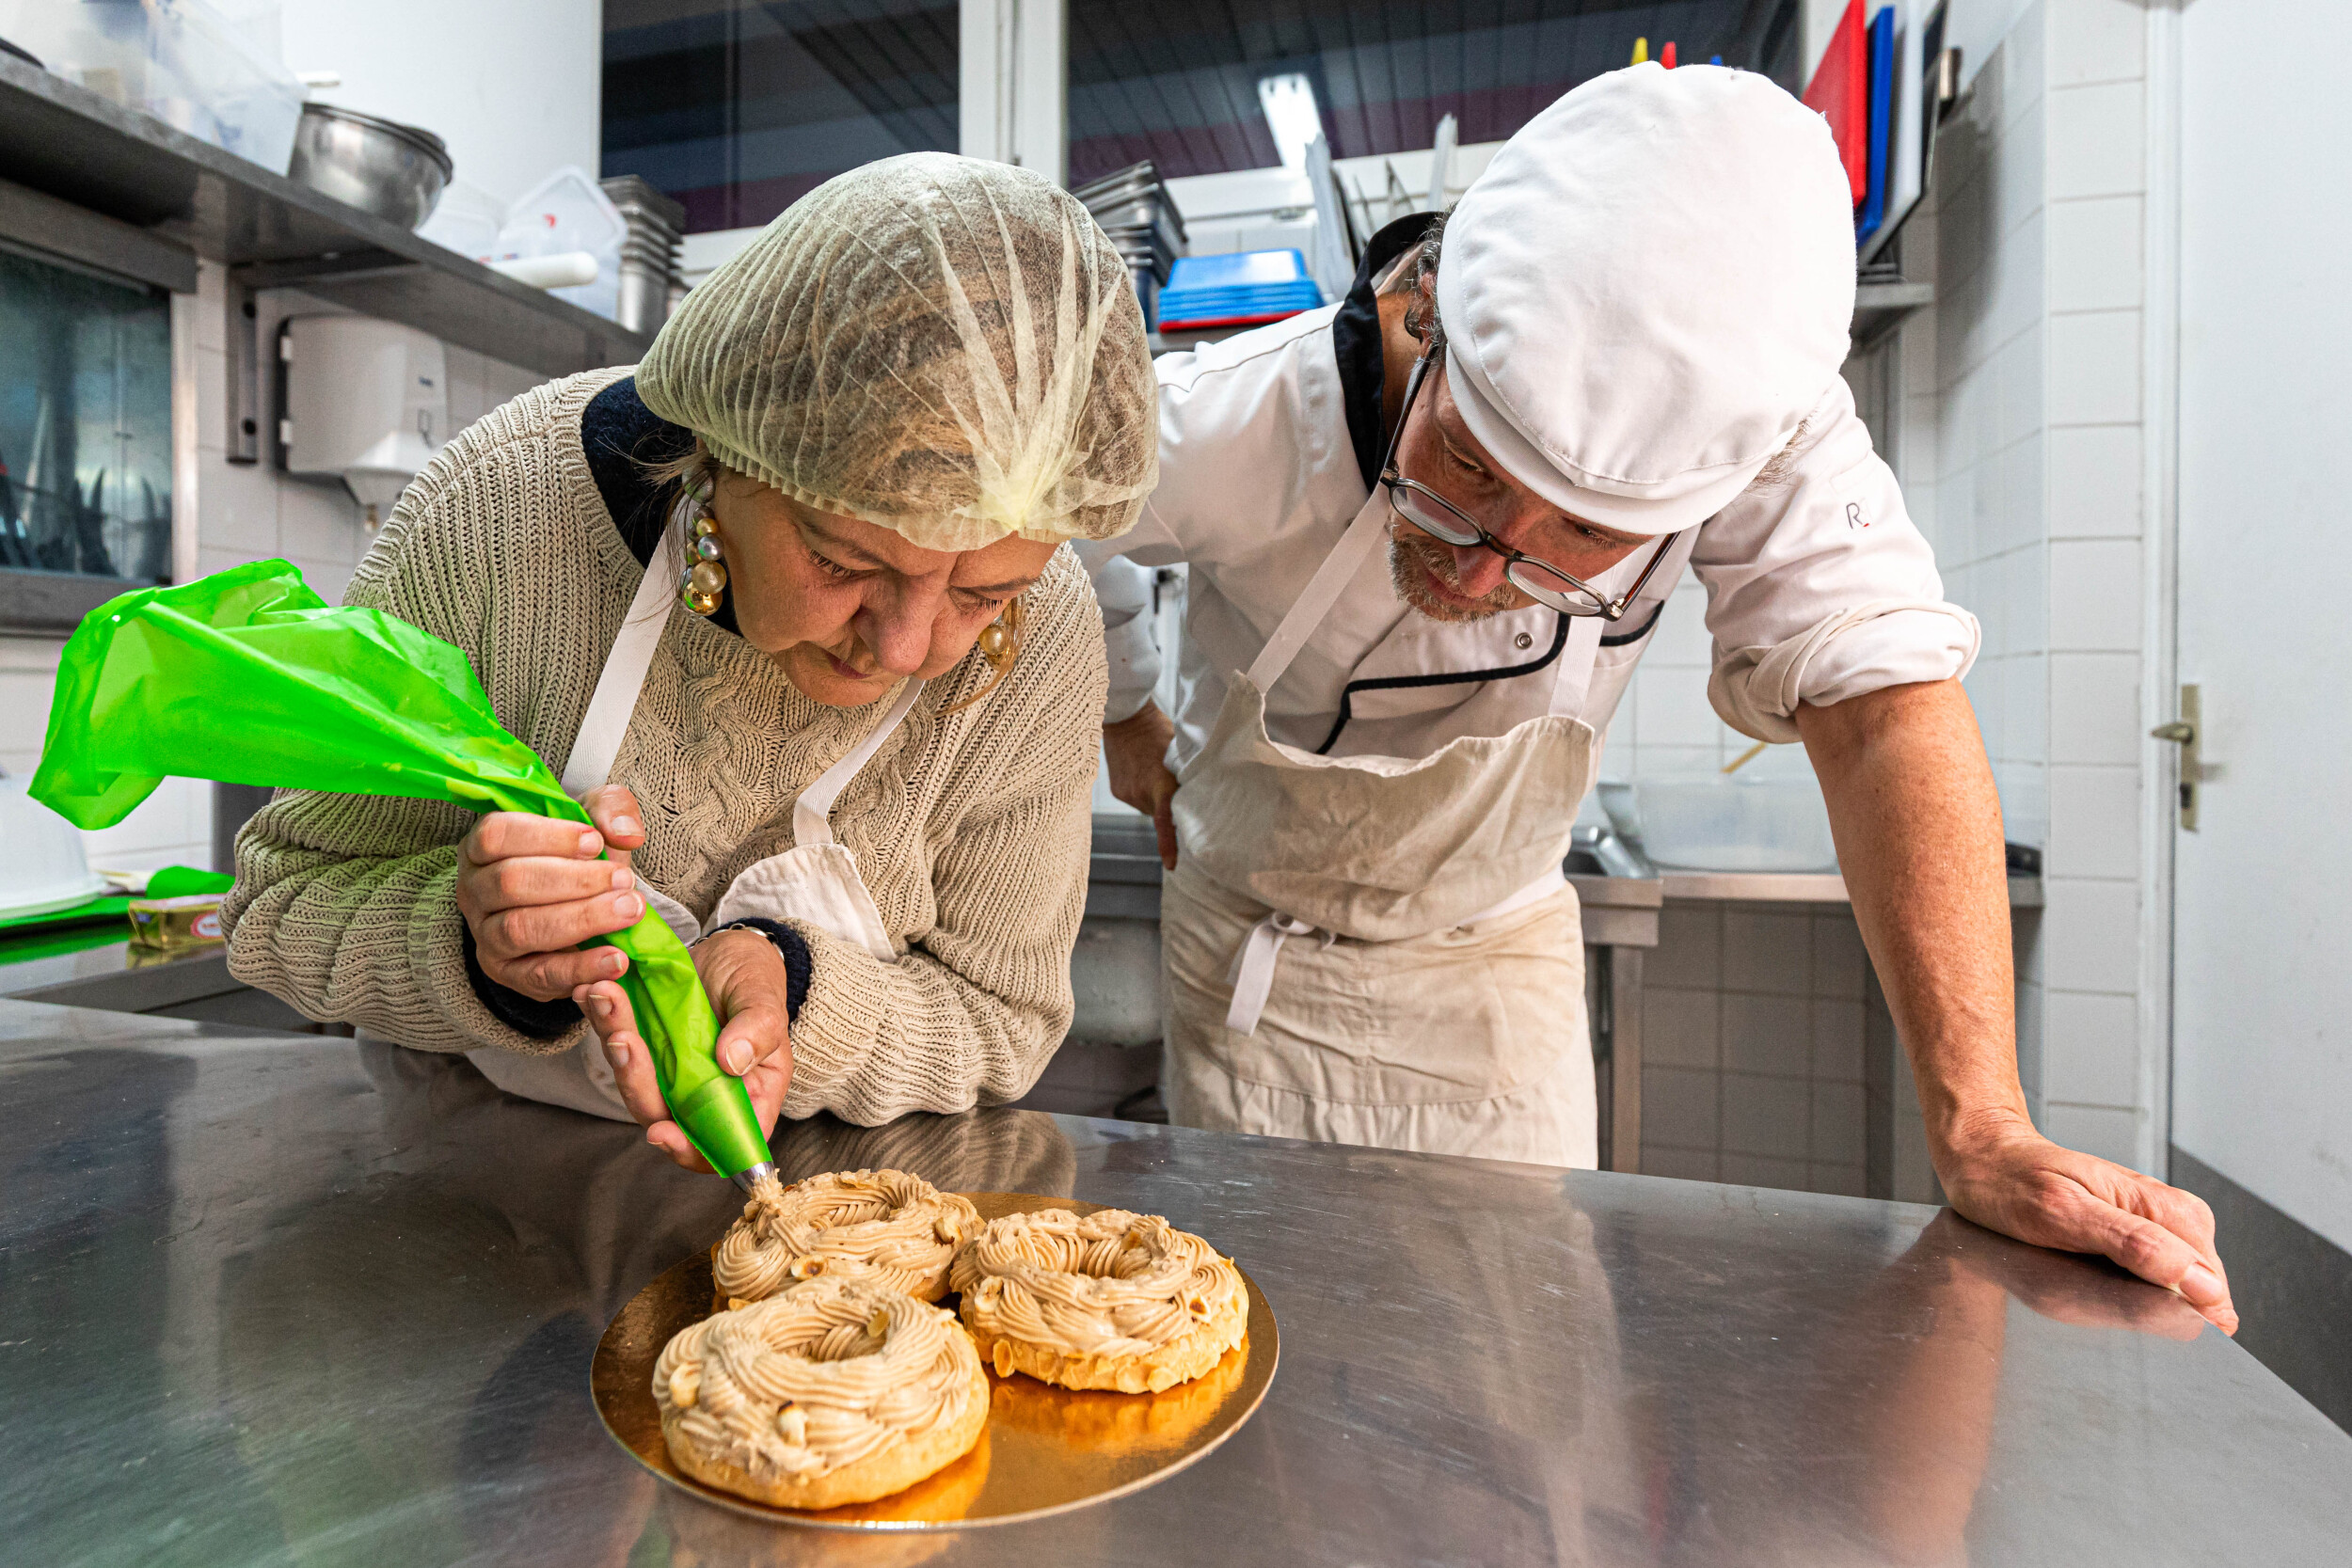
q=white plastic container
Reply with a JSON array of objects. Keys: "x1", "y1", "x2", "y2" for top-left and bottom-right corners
[
  {"x1": 495, "y1": 166, "x2": 626, "y2": 322},
  {"x1": 156, "y1": 0, "x2": 301, "y2": 171},
  {"x1": 1602, "y1": 749, "x2": 1840, "y2": 874},
  {"x1": 417, "y1": 177, "x2": 505, "y2": 264},
  {"x1": 0, "y1": 777, "x2": 111, "y2": 920},
  {"x1": 1, "y1": 0, "x2": 304, "y2": 174}
]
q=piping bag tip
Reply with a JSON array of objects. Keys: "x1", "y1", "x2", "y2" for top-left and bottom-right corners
[{"x1": 730, "y1": 1162, "x2": 780, "y2": 1194}]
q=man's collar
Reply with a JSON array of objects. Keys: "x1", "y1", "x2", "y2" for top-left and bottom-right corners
[{"x1": 1333, "y1": 212, "x2": 1442, "y2": 492}]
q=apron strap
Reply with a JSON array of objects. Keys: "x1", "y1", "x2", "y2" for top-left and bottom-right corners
[
  {"x1": 1222, "y1": 865, "x2": 1568, "y2": 1037},
  {"x1": 791, "y1": 677, "x2": 928, "y2": 848},
  {"x1": 559, "y1": 487, "x2": 927, "y2": 847},
  {"x1": 1550, "y1": 616, "x2": 1607, "y2": 720},
  {"x1": 1225, "y1": 912, "x2": 1323, "y2": 1037},
  {"x1": 1246, "y1": 500, "x2": 1393, "y2": 693},
  {"x1": 561, "y1": 497, "x2": 692, "y2": 799}
]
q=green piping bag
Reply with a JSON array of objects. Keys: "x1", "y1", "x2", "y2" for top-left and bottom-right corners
[{"x1": 29, "y1": 560, "x2": 776, "y2": 1187}]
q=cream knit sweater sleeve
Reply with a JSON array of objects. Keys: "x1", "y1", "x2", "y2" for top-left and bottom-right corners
[{"x1": 221, "y1": 383, "x2": 593, "y2": 1057}]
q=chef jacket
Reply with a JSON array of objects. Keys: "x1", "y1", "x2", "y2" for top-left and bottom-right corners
[{"x1": 1080, "y1": 216, "x2": 1979, "y2": 771}]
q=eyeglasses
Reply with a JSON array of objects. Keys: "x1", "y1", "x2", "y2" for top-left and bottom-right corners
[{"x1": 1378, "y1": 353, "x2": 1679, "y2": 621}]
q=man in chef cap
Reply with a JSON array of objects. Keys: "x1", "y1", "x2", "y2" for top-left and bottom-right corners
[{"x1": 1083, "y1": 63, "x2": 2236, "y2": 1331}]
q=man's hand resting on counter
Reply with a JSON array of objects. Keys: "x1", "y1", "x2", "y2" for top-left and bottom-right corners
[
  {"x1": 577, "y1": 927, "x2": 793, "y2": 1173},
  {"x1": 1798, "y1": 678, "x2": 2238, "y2": 1335},
  {"x1": 1934, "y1": 1111, "x2": 2235, "y2": 1334},
  {"x1": 1104, "y1": 701, "x2": 1181, "y2": 869}
]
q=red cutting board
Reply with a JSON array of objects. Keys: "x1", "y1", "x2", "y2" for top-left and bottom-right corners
[{"x1": 1804, "y1": 0, "x2": 1870, "y2": 206}]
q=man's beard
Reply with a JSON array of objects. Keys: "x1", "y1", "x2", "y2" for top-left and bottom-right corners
[{"x1": 1390, "y1": 529, "x2": 1518, "y2": 623}]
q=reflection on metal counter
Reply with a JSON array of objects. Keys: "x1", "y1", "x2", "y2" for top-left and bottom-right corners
[{"x1": 3, "y1": 998, "x2": 2347, "y2": 1565}]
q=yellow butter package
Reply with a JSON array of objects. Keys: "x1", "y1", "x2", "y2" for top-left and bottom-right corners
[{"x1": 128, "y1": 893, "x2": 225, "y2": 951}]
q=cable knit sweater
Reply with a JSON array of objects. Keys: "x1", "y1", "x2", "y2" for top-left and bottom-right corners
[{"x1": 222, "y1": 367, "x2": 1104, "y2": 1124}]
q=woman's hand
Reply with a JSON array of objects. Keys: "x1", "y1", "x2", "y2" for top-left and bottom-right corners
[
  {"x1": 577, "y1": 927, "x2": 795, "y2": 1173},
  {"x1": 1103, "y1": 702, "x2": 1181, "y2": 869},
  {"x1": 455, "y1": 785, "x2": 649, "y2": 1000}
]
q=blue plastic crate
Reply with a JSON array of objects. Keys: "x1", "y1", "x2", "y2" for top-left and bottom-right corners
[{"x1": 1157, "y1": 249, "x2": 1326, "y2": 331}]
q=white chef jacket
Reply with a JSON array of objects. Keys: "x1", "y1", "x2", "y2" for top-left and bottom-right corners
[{"x1": 1081, "y1": 296, "x2": 1978, "y2": 771}]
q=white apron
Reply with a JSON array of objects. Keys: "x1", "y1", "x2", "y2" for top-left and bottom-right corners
[
  {"x1": 468, "y1": 506, "x2": 919, "y2": 1121},
  {"x1": 1163, "y1": 494, "x2": 1601, "y2": 1168}
]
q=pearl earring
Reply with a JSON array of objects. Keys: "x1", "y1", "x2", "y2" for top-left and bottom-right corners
[
  {"x1": 679, "y1": 485, "x2": 726, "y2": 617},
  {"x1": 976, "y1": 610, "x2": 1016, "y2": 663},
  {"x1": 941, "y1": 598, "x2": 1025, "y2": 716}
]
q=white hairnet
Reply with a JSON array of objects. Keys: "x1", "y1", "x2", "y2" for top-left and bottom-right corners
[
  {"x1": 1438, "y1": 63, "x2": 1857, "y2": 535},
  {"x1": 637, "y1": 152, "x2": 1156, "y2": 550}
]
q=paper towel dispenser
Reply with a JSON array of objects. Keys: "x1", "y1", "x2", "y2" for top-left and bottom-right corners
[{"x1": 278, "y1": 316, "x2": 447, "y2": 527}]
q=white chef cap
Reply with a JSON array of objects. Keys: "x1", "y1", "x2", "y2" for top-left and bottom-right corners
[
  {"x1": 1436, "y1": 63, "x2": 1856, "y2": 536},
  {"x1": 637, "y1": 152, "x2": 1156, "y2": 550}
]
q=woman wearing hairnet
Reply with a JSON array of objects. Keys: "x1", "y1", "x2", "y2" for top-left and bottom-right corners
[
  {"x1": 1086, "y1": 65, "x2": 2236, "y2": 1332},
  {"x1": 223, "y1": 154, "x2": 1156, "y2": 1167}
]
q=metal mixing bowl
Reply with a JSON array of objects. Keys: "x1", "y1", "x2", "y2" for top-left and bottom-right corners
[{"x1": 286, "y1": 103, "x2": 453, "y2": 230}]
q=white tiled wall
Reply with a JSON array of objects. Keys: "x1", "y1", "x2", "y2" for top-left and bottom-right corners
[
  {"x1": 1, "y1": 261, "x2": 545, "y2": 874},
  {"x1": 1934, "y1": 1, "x2": 2051, "y2": 854},
  {"x1": 1928, "y1": 0, "x2": 2159, "y2": 1172},
  {"x1": 1601, "y1": 580, "x2": 1765, "y2": 782},
  {"x1": 1638, "y1": 0, "x2": 2167, "y2": 1190},
  {"x1": 186, "y1": 272, "x2": 363, "y2": 608},
  {"x1": 2038, "y1": 0, "x2": 2156, "y2": 1171}
]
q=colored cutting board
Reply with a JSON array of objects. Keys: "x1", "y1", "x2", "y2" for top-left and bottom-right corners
[{"x1": 1804, "y1": 0, "x2": 1870, "y2": 206}]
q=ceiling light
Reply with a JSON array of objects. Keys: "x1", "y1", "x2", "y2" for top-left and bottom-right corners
[{"x1": 1257, "y1": 73, "x2": 1325, "y2": 172}]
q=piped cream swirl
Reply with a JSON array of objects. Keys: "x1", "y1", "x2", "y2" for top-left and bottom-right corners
[
  {"x1": 715, "y1": 1168, "x2": 980, "y2": 1305},
  {"x1": 652, "y1": 1275, "x2": 982, "y2": 1481},
  {"x1": 947, "y1": 1209, "x2": 1245, "y2": 1359}
]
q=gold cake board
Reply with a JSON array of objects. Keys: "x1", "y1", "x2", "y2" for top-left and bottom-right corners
[{"x1": 592, "y1": 1192, "x2": 1279, "y2": 1529}]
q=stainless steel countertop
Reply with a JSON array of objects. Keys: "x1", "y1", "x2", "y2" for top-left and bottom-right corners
[
  {"x1": 1657, "y1": 871, "x2": 2047, "y2": 908},
  {"x1": 0, "y1": 931, "x2": 233, "y2": 1005},
  {"x1": 4, "y1": 999, "x2": 2344, "y2": 1565}
]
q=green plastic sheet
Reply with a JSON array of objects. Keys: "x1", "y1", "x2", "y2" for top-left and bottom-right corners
[{"x1": 30, "y1": 560, "x2": 771, "y2": 1180}]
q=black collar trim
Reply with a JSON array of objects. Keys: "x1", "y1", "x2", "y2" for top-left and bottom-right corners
[
  {"x1": 580, "y1": 374, "x2": 739, "y2": 636},
  {"x1": 1311, "y1": 595, "x2": 1665, "y2": 754},
  {"x1": 1599, "y1": 597, "x2": 1665, "y2": 647},
  {"x1": 1314, "y1": 610, "x2": 1569, "y2": 755},
  {"x1": 1333, "y1": 211, "x2": 1445, "y2": 493}
]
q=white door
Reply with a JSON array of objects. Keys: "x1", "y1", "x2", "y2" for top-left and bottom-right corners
[{"x1": 2169, "y1": 0, "x2": 2352, "y2": 1253}]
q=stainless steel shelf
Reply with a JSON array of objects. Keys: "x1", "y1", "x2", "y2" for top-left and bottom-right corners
[
  {"x1": 1852, "y1": 276, "x2": 1935, "y2": 350},
  {"x1": 0, "y1": 53, "x2": 651, "y2": 382},
  {"x1": 1086, "y1": 811, "x2": 1165, "y2": 921}
]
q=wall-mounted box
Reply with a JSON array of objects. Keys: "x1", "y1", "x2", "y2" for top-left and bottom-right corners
[{"x1": 279, "y1": 315, "x2": 445, "y2": 526}]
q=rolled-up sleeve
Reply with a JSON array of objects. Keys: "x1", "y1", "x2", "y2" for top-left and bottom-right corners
[
  {"x1": 1076, "y1": 546, "x2": 1162, "y2": 724},
  {"x1": 1695, "y1": 376, "x2": 1979, "y2": 742}
]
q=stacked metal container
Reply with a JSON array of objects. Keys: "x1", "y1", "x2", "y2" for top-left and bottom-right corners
[
  {"x1": 597, "y1": 175, "x2": 687, "y2": 336},
  {"x1": 1070, "y1": 162, "x2": 1185, "y2": 331}
]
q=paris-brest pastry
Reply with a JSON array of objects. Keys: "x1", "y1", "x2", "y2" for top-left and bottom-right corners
[
  {"x1": 948, "y1": 1208, "x2": 1248, "y2": 1393},
  {"x1": 653, "y1": 1273, "x2": 989, "y2": 1510},
  {"x1": 714, "y1": 1168, "x2": 981, "y2": 1309}
]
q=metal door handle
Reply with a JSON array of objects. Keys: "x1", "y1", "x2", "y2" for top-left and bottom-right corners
[{"x1": 2154, "y1": 686, "x2": 2201, "y2": 831}]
